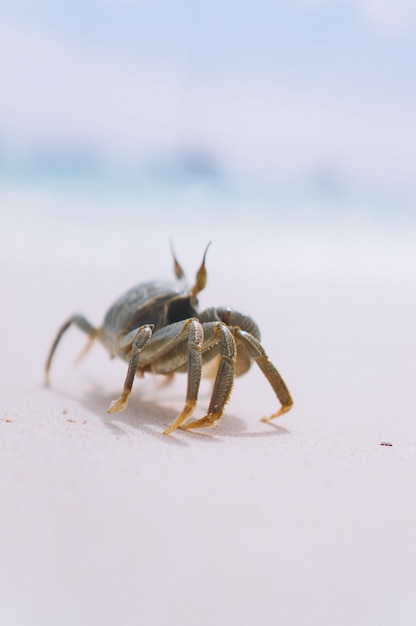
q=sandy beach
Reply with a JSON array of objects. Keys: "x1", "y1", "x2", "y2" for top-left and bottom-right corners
[{"x1": 1, "y1": 207, "x2": 416, "y2": 625}]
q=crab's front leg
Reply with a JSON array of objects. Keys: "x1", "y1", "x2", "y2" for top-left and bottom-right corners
[
  {"x1": 181, "y1": 322, "x2": 237, "y2": 431},
  {"x1": 162, "y1": 319, "x2": 204, "y2": 435},
  {"x1": 107, "y1": 324, "x2": 154, "y2": 413},
  {"x1": 108, "y1": 318, "x2": 205, "y2": 434}
]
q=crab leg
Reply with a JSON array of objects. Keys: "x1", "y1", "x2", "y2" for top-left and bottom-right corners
[
  {"x1": 44, "y1": 314, "x2": 98, "y2": 385},
  {"x1": 107, "y1": 325, "x2": 153, "y2": 413},
  {"x1": 181, "y1": 323, "x2": 236, "y2": 430},
  {"x1": 163, "y1": 319, "x2": 204, "y2": 434},
  {"x1": 109, "y1": 318, "x2": 205, "y2": 430},
  {"x1": 233, "y1": 328, "x2": 293, "y2": 420}
]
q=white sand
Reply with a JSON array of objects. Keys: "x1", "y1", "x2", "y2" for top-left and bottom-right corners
[{"x1": 1, "y1": 217, "x2": 416, "y2": 625}]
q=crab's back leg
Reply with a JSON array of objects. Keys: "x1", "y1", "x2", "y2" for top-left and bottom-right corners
[
  {"x1": 234, "y1": 328, "x2": 293, "y2": 420},
  {"x1": 181, "y1": 323, "x2": 236, "y2": 430},
  {"x1": 45, "y1": 314, "x2": 98, "y2": 385}
]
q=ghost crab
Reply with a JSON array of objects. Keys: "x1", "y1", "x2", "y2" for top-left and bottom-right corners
[{"x1": 45, "y1": 244, "x2": 293, "y2": 434}]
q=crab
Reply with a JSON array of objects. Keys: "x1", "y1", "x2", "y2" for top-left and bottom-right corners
[{"x1": 45, "y1": 245, "x2": 293, "y2": 434}]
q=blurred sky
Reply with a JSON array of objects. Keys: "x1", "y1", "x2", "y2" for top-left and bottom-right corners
[{"x1": 1, "y1": 0, "x2": 415, "y2": 202}]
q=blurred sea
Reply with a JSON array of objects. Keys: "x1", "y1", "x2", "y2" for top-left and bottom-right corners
[
  {"x1": 1, "y1": 166, "x2": 415, "y2": 288},
  {"x1": 2, "y1": 0, "x2": 415, "y2": 292}
]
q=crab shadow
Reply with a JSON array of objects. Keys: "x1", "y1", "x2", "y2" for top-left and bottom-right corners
[{"x1": 81, "y1": 380, "x2": 290, "y2": 444}]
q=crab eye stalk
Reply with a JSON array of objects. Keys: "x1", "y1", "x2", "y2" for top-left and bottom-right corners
[
  {"x1": 190, "y1": 242, "x2": 211, "y2": 297},
  {"x1": 170, "y1": 240, "x2": 186, "y2": 281}
]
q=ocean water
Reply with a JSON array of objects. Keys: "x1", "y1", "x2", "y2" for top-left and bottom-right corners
[{"x1": 1, "y1": 171, "x2": 415, "y2": 290}]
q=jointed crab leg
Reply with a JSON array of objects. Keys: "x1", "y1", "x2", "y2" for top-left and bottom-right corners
[
  {"x1": 107, "y1": 324, "x2": 153, "y2": 414},
  {"x1": 163, "y1": 319, "x2": 204, "y2": 435},
  {"x1": 181, "y1": 323, "x2": 236, "y2": 430},
  {"x1": 109, "y1": 318, "x2": 205, "y2": 432},
  {"x1": 233, "y1": 328, "x2": 294, "y2": 420},
  {"x1": 44, "y1": 314, "x2": 98, "y2": 385}
]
